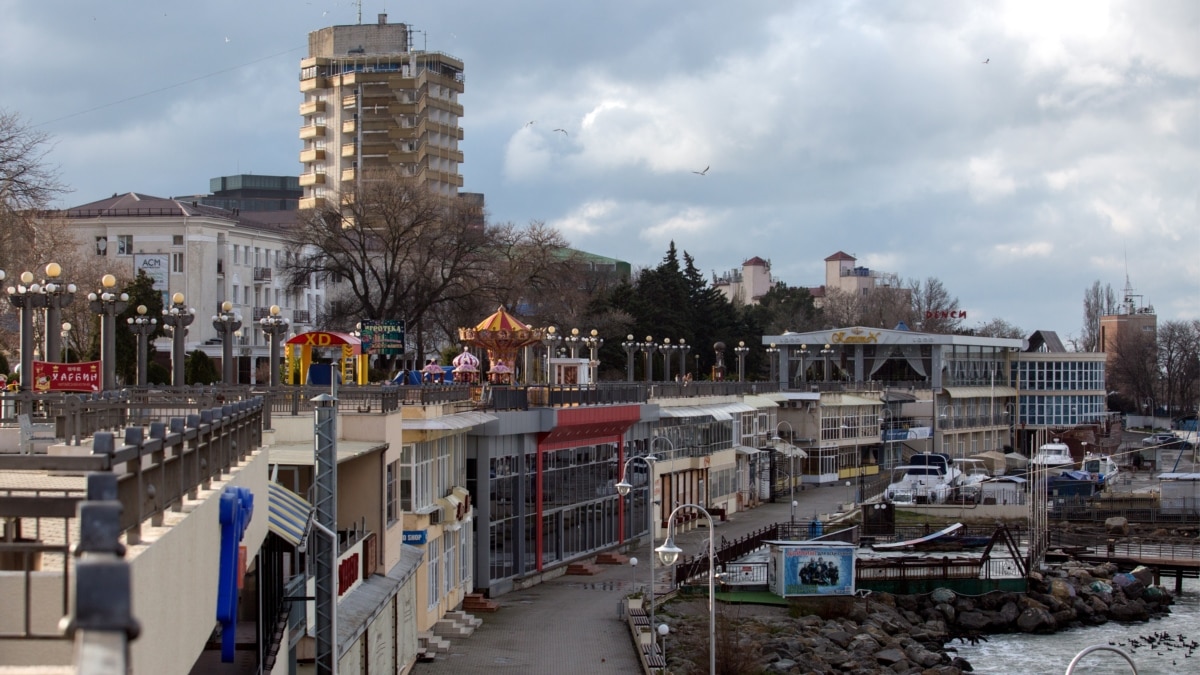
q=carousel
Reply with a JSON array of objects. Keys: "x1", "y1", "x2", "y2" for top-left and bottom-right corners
[{"x1": 458, "y1": 306, "x2": 544, "y2": 385}]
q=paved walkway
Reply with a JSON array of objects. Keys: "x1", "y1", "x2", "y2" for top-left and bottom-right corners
[{"x1": 415, "y1": 485, "x2": 852, "y2": 675}]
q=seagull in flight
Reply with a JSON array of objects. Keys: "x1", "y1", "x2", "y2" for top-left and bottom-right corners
[
  {"x1": 524, "y1": 120, "x2": 536, "y2": 128},
  {"x1": 692, "y1": 165, "x2": 710, "y2": 176},
  {"x1": 553, "y1": 128, "x2": 568, "y2": 135},
  {"x1": 982, "y1": 58, "x2": 989, "y2": 64}
]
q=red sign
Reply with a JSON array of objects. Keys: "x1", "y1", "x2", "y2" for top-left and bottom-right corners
[
  {"x1": 31, "y1": 361, "x2": 102, "y2": 392},
  {"x1": 338, "y1": 553, "x2": 360, "y2": 596},
  {"x1": 925, "y1": 310, "x2": 968, "y2": 320}
]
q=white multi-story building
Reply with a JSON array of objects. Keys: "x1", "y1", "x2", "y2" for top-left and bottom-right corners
[
  {"x1": 299, "y1": 14, "x2": 465, "y2": 207},
  {"x1": 61, "y1": 192, "x2": 326, "y2": 381}
]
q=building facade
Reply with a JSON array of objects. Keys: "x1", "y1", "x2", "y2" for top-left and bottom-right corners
[
  {"x1": 712, "y1": 256, "x2": 776, "y2": 305},
  {"x1": 299, "y1": 14, "x2": 465, "y2": 208}
]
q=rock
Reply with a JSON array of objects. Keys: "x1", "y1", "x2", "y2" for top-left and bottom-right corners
[
  {"x1": 956, "y1": 611, "x2": 990, "y2": 632},
  {"x1": 1109, "y1": 599, "x2": 1149, "y2": 621},
  {"x1": 1016, "y1": 607, "x2": 1054, "y2": 633},
  {"x1": 823, "y1": 629, "x2": 853, "y2": 649},
  {"x1": 1105, "y1": 517, "x2": 1129, "y2": 535},
  {"x1": 847, "y1": 633, "x2": 881, "y2": 654},
  {"x1": 951, "y1": 656, "x2": 975, "y2": 672},
  {"x1": 1130, "y1": 565, "x2": 1155, "y2": 587},
  {"x1": 930, "y1": 587, "x2": 956, "y2": 605},
  {"x1": 1111, "y1": 572, "x2": 1136, "y2": 588},
  {"x1": 769, "y1": 659, "x2": 797, "y2": 672},
  {"x1": 1088, "y1": 580, "x2": 1113, "y2": 595},
  {"x1": 1050, "y1": 579, "x2": 1076, "y2": 600},
  {"x1": 875, "y1": 648, "x2": 907, "y2": 665},
  {"x1": 904, "y1": 643, "x2": 944, "y2": 668}
]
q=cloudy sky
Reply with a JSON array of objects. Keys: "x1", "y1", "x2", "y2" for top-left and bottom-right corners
[{"x1": 6, "y1": 0, "x2": 1197, "y2": 341}]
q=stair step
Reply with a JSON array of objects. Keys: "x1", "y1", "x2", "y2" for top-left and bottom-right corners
[
  {"x1": 566, "y1": 562, "x2": 604, "y2": 576},
  {"x1": 596, "y1": 552, "x2": 629, "y2": 565},
  {"x1": 463, "y1": 593, "x2": 500, "y2": 613}
]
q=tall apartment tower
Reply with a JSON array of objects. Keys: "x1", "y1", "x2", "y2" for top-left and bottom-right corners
[{"x1": 298, "y1": 14, "x2": 465, "y2": 210}]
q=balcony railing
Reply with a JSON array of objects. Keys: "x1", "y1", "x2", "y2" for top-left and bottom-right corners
[
  {"x1": 293, "y1": 309, "x2": 311, "y2": 323},
  {"x1": 253, "y1": 267, "x2": 273, "y2": 281},
  {"x1": 254, "y1": 306, "x2": 271, "y2": 320}
]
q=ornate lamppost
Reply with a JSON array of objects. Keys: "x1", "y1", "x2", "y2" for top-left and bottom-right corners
[
  {"x1": 615, "y1": 454, "x2": 660, "y2": 649},
  {"x1": 640, "y1": 336, "x2": 657, "y2": 383},
  {"x1": 212, "y1": 300, "x2": 242, "y2": 385},
  {"x1": 41, "y1": 263, "x2": 77, "y2": 364},
  {"x1": 161, "y1": 293, "x2": 195, "y2": 386},
  {"x1": 656, "y1": 504, "x2": 717, "y2": 675},
  {"x1": 582, "y1": 329, "x2": 603, "y2": 381},
  {"x1": 542, "y1": 326, "x2": 561, "y2": 383},
  {"x1": 819, "y1": 343, "x2": 834, "y2": 381},
  {"x1": 88, "y1": 274, "x2": 129, "y2": 391},
  {"x1": 259, "y1": 305, "x2": 290, "y2": 387},
  {"x1": 6, "y1": 270, "x2": 46, "y2": 392},
  {"x1": 60, "y1": 322, "x2": 72, "y2": 362},
  {"x1": 660, "y1": 338, "x2": 676, "y2": 382},
  {"x1": 126, "y1": 305, "x2": 157, "y2": 386},
  {"x1": 796, "y1": 343, "x2": 811, "y2": 385},
  {"x1": 622, "y1": 334, "x2": 638, "y2": 382},
  {"x1": 565, "y1": 328, "x2": 583, "y2": 358},
  {"x1": 765, "y1": 343, "x2": 780, "y2": 387},
  {"x1": 734, "y1": 340, "x2": 749, "y2": 381},
  {"x1": 678, "y1": 338, "x2": 690, "y2": 381}
]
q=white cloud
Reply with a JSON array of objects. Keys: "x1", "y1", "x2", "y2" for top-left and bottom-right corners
[
  {"x1": 993, "y1": 242, "x2": 1054, "y2": 257},
  {"x1": 967, "y1": 154, "x2": 1018, "y2": 201}
]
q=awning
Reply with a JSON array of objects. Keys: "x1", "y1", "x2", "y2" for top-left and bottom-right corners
[
  {"x1": 404, "y1": 411, "x2": 497, "y2": 430},
  {"x1": 734, "y1": 445, "x2": 762, "y2": 455},
  {"x1": 269, "y1": 441, "x2": 389, "y2": 466},
  {"x1": 658, "y1": 405, "x2": 728, "y2": 421},
  {"x1": 944, "y1": 386, "x2": 1017, "y2": 398},
  {"x1": 823, "y1": 394, "x2": 879, "y2": 407},
  {"x1": 268, "y1": 482, "x2": 313, "y2": 547},
  {"x1": 774, "y1": 445, "x2": 808, "y2": 459},
  {"x1": 707, "y1": 402, "x2": 758, "y2": 415},
  {"x1": 741, "y1": 395, "x2": 780, "y2": 410}
]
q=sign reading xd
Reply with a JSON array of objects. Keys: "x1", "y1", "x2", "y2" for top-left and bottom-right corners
[{"x1": 359, "y1": 319, "x2": 406, "y2": 355}]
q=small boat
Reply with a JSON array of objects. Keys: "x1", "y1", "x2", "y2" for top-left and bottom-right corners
[
  {"x1": 1032, "y1": 439, "x2": 1075, "y2": 471},
  {"x1": 1081, "y1": 452, "x2": 1120, "y2": 487},
  {"x1": 953, "y1": 458, "x2": 992, "y2": 500},
  {"x1": 884, "y1": 464, "x2": 953, "y2": 505}
]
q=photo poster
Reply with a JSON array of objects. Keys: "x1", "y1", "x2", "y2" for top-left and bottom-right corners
[
  {"x1": 779, "y1": 544, "x2": 855, "y2": 597},
  {"x1": 134, "y1": 253, "x2": 169, "y2": 290}
]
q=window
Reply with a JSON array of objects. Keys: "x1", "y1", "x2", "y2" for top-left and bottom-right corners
[
  {"x1": 171, "y1": 252, "x2": 184, "y2": 273},
  {"x1": 116, "y1": 235, "x2": 133, "y2": 255},
  {"x1": 95, "y1": 237, "x2": 108, "y2": 256},
  {"x1": 173, "y1": 235, "x2": 184, "y2": 246},
  {"x1": 386, "y1": 460, "x2": 398, "y2": 525},
  {"x1": 427, "y1": 540, "x2": 440, "y2": 610}
]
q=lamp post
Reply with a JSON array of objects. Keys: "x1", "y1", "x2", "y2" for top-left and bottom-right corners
[
  {"x1": 212, "y1": 300, "x2": 242, "y2": 385},
  {"x1": 41, "y1": 263, "x2": 77, "y2": 364},
  {"x1": 657, "y1": 623, "x2": 670, "y2": 668},
  {"x1": 734, "y1": 341, "x2": 749, "y2": 382},
  {"x1": 259, "y1": 305, "x2": 290, "y2": 387},
  {"x1": 772, "y1": 420, "x2": 798, "y2": 525},
  {"x1": 640, "y1": 336, "x2": 657, "y2": 383},
  {"x1": 582, "y1": 329, "x2": 603, "y2": 382},
  {"x1": 938, "y1": 404, "x2": 954, "y2": 457},
  {"x1": 6, "y1": 270, "x2": 47, "y2": 392},
  {"x1": 765, "y1": 343, "x2": 780, "y2": 387},
  {"x1": 60, "y1": 322, "x2": 72, "y2": 362},
  {"x1": 160, "y1": 293, "x2": 195, "y2": 387},
  {"x1": 661, "y1": 338, "x2": 676, "y2": 382},
  {"x1": 819, "y1": 344, "x2": 833, "y2": 381},
  {"x1": 622, "y1": 334, "x2": 638, "y2": 382},
  {"x1": 565, "y1": 327, "x2": 582, "y2": 358},
  {"x1": 678, "y1": 339, "x2": 690, "y2": 381},
  {"x1": 87, "y1": 274, "x2": 129, "y2": 391},
  {"x1": 656, "y1": 504, "x2": 717, "y2": 675},
  {"x1": 796, "y1": 343, "x2": 810, "y2": 385},
  {"x1": 542, "y1": 326, "x2": 561, "y2": 384},
  {"x1": 879, "y1": 407, "x2": 896, "y2": 470},
  {"x1": 615, "y1": 454, "x2": 660, "y2": 650},
  {"x1": 126, "y1": 305, "x2": 157, "y2": 386}
]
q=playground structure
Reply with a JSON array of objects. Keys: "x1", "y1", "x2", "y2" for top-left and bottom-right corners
[{"x1": 284, "y1": 331, "x2": 369, "y2": 386}]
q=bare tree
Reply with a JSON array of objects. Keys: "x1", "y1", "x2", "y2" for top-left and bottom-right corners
[
  {"x1": 907, "y1": 276, "x2": 963, "y2": 333},
  {"x1": 818, "y1": 288, "x2": 861, "y2": 328},
  {"x1": 972, "y1": 317, "x2": 1025, "y2": 339},
  {"x1": 0, "y1": 109, "x2": 69, "y2": 273},
  {"x1": 280, "y1": 170, "x2": 494, "y2": 361},
  {"x1": 1158, "y1": 320, "x2": 1200, "y2": 418},
  {"x1": 1081, "y1": 280, "x2": 1118, "y2": 352}
]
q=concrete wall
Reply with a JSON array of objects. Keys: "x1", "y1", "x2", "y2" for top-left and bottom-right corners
[{"x1": 894, "y1": 502, "x2": 1029, "y2": 523}]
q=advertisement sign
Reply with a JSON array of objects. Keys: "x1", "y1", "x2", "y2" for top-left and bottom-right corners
[
  {"x1": 134, "y1": 253, "x2": 169, "y2": 290},
  {"x1": 359, "y1": 319, "x2": 406, "y2": 355},
  {"x1": 770, "y1": 543, "x2": 855, "y2": 597},
  {"x1": 402, "y1": 530, "x2": 427, "y2": 545},
  {"x1": 31, "y1": 361, "x2": 102, "y2": 392}
]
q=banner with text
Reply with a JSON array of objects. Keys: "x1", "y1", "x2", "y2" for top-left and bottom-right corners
[{"x1": 32, "y1": 360, "x2": 102, "y2": 392}]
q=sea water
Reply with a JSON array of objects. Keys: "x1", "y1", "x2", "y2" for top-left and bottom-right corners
[{"x1": 950, "y1": 578, "x2": 1199, "y2": 675}]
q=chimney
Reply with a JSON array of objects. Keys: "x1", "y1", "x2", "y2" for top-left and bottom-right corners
[{"x1": 378, "y1": 13, "x2": 387, "y2": 25}]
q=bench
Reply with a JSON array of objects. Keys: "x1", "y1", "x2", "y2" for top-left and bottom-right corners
[{"x1": 18, "y1": 414, "x2": 55, "y2": 454}]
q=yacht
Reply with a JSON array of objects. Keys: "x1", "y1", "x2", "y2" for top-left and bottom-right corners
[
  {"x1": 884, "y1": 464, "x2": 953, "y2": 505},
  {"x1": 1030, "y1": 439, "x2": 1075, "y2": 472},
  {"x1": 1081, "y1": 452, "x2": 1120, "y2": 487},
  {"x1": 953, "y1": 458, "x2": 992, "y2": 500}
]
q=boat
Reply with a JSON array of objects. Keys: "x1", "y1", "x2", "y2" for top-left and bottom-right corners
[
  {"x1": 1031, "y1": 439, "x2": 1075, "y2": 471},
  {"x1": 884, "y1": 464, "x2": 953, "y2": 505},
  {"x1": 872, "y1": 523, "x2": 967, "y2": 550},
  {"x1": 1081, "y1": 452, "x2": 1120, "y2": 487},
  {"x1": 909, "y1": 452, "x2": 964, "y2": 488},
  {"x1": 953, "y1": 458, "x2": 992, "y2": 500}
]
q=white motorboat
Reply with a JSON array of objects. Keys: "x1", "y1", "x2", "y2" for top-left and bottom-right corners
[
  {"x1": 884, "y1": 464, "x2": 953, "y2": 505},
  {"x1": 953, "y1": 458, "x2": 992, "y2": 500},
  {"x1": 1031, "y1": 440, "x2": 1075, "y2": 471},
  {"x1": 1081, "y1": 452, "x2": 1120, "y2": 487}
]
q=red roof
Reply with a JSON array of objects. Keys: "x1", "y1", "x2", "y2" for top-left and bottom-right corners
[
  {"x1": 824, "y1": 251, "x2": 856, "y2": 262},
  {"x1": 743, "y1": 256, "x2": 768, "y2": 266}
]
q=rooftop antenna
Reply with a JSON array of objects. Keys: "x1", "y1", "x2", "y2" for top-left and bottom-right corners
[{"x1": 357, "y1": 0, "x2": 362, "y2": 25}]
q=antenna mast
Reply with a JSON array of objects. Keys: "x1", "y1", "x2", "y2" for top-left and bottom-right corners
[{"x1": 357, "y1": 0, "x2": 362, "y2": 24}]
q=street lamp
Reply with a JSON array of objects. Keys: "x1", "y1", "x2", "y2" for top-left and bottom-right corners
[
  {"x1": 87, "y1": 274, "x2": 129, "y2": 391},
  {"x1": 41, "y1": 263, "x2": 77, "y2": 364},
  {"x1": 734, "y1": 341, "x2": 749, "y2": 381},
  {"x1": 259, "y1": 305, "x2": 290, "y2": 387},
  {"x1": 661, "y1": 338, "x2": 676, "y2": 382},
  {"x1": 60, "y1": 322, "x2": 72, "y2": 362},
  {"x1": 656, "y1": 503, "x2": 717, "y2": 675},
  {"x1": 657, "y1": 623, "x2": 670, "y2": 668},
  {"x1": 126, "y1": 305, "x2": 157, "y2": 386},
  {"x1": 565, "y1": 327, "x2": 582, "y2": 358},
  {"x1": 772, "y1": 420, "x2": 800, "y2": 525},
  {"x1": 615, "y1": 454, "x2": 660, "y2": 650},
  {"x1": 641, "y1": 336, "x2": 657, "y2": 383},
  {"x1": 6, "y1": 270, "x2": 47, "y2": 392},
  {"x1": 796, "y1": 343, "x2": 811, "y2": 385},
  {"x1": 212, "y1": 300, "x2": 242, "y2": 385},
  {"x1": 819, "y1": 344, "x2": 834, "y2": 381},
  {"x1": 161, "y1": 293, "x2": 195, "y2": 387},
  {"x1": 677, "y1": 339, "x2": 690, "y2": 382},
  {"x1": 542, "y1": 326, "x2": 561, "y2": 384},
  {"x1": 622, "y1": 334, "x2": 638, "y2": 382},
  {"x1": 765, "y1": 343, "x2": 780, "y2": 387}
]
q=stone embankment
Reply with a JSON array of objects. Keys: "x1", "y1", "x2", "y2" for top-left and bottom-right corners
[{"x1": 660, "y1": 562, "x2": 1173, "y2": 674}]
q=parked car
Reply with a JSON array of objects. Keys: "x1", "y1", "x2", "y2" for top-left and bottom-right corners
[{"x1": 1142, "y1": 433, "x2": 1180, "y2": 447}]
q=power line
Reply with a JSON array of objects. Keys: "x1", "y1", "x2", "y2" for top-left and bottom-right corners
[{"x1": 33, "y1": 45, "x2": 306, "y2": 129}]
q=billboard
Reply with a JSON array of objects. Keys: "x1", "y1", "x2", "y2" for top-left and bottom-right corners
[
  {"x1": 769, "y1": 542, "x2": 856, "y2": 597},
  {"x1": 134, "y1": 253, "x2": 169, "y2": 290},
  {"x1": 31, "y1": 360, "x2": 102, "y2": 392},
  {"x1": 359, "y1": 319, "x2": 406, "y2": 355}
]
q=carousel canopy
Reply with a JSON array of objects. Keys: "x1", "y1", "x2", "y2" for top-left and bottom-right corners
[{"x1": 458, "y1": 306, "x2": 543, "y2": 351}]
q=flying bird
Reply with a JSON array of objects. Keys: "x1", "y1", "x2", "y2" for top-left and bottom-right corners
[
  {"x1": 982, "y1": 58, "x2": 989, "y2": 64},
  {"x1": 524, "y1": 120, "x2": 536, "y2": 128},
  {"x1": 553, "y1": 128, "x2": 567, "y2": 135},
  {"x1": 692, "y1": 165, "x2": 710, "y2": 176}
]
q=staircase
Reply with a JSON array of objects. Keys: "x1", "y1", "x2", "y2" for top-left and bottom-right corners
[
  {"x1": 596, "y1": 552, "x2": 629, "y2": 565},
  {"x1": 566, "y1": 561, "x2": 604, "y2": 576},
  {"x1": 462, "y1": 592, "x2": 500, "y2": 613}
]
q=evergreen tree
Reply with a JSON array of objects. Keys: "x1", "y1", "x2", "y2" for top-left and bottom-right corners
[
  {"x1": 185, "y1": 350, "x2": 221, "y2": 385},
  {"x1": 115, "y1": 272, "x2": 167, "y2": 384}
]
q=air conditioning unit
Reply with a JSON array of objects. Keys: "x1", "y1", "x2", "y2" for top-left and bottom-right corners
[{"x1": 428, "y1": 509, "x2": 442, "y2": 525}]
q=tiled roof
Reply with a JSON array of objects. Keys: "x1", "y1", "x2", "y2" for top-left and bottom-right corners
[{"x1": 824, "y1": 251, "x2": 856, "y2": 262}]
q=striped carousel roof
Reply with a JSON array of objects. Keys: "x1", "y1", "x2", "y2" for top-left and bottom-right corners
[{"x1": 474, "y1": 306, "x2": 530, "y2": 332}]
